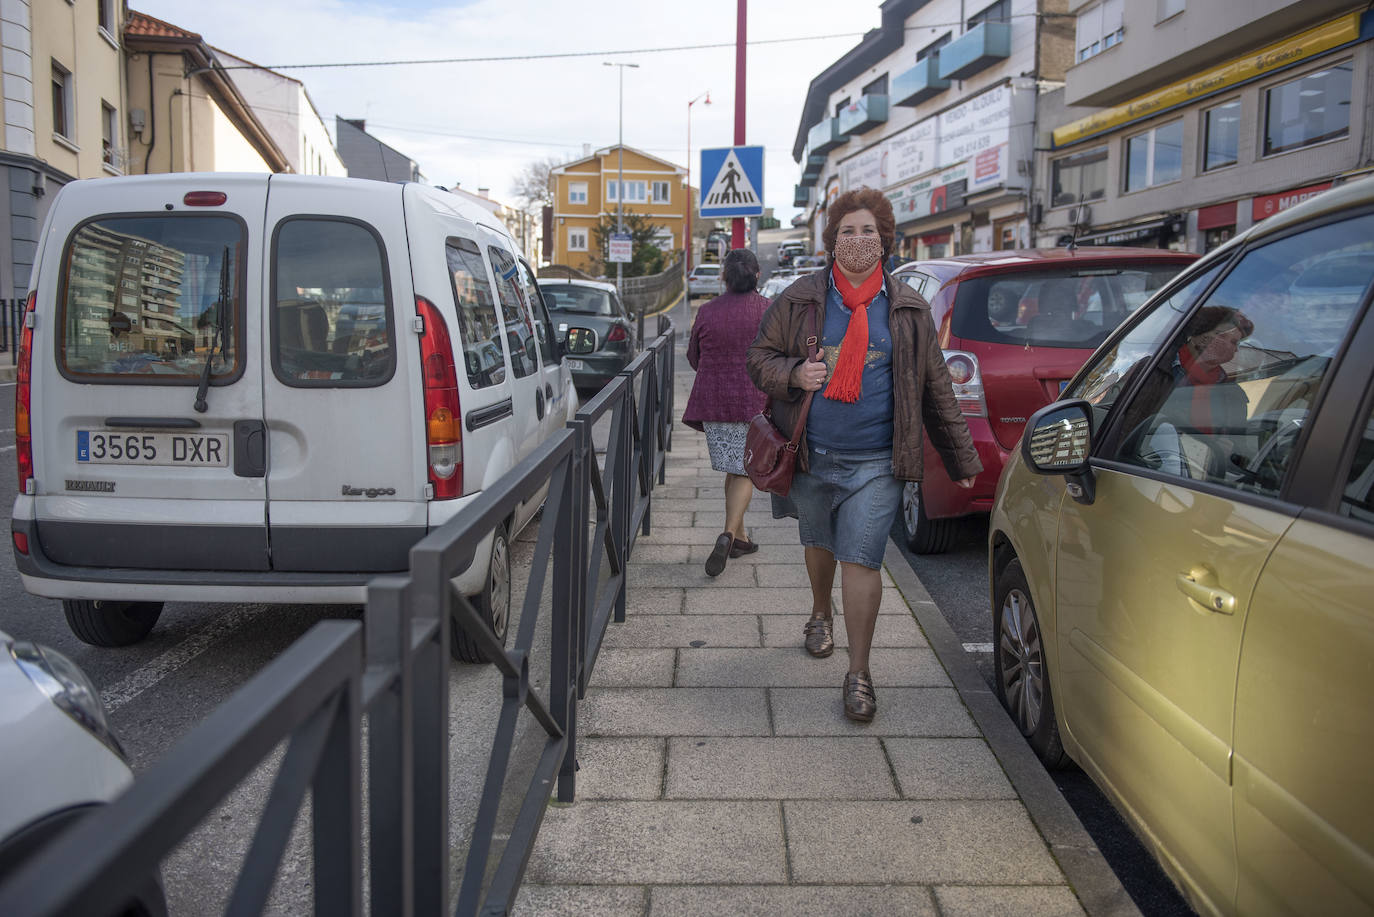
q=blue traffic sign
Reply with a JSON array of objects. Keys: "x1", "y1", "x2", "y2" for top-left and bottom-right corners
[{"x1": 699, "y1": 146, "x2": 765, "y2": 218}]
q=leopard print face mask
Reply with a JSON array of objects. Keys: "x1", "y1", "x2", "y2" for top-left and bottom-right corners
[{"x1": 833, "y1": 234, "x2": 883, "y2": 273}]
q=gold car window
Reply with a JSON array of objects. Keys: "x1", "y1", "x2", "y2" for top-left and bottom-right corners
[
  {"x1": 1108, "y1": 213, "x2": 1374, "y2": 498},
  {"x1": 1342, "y1": 404, "x2": 1374, "y2": 524}
]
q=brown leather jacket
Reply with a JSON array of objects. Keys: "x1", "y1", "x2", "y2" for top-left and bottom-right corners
[{"x1": 745, "y1": 268, "x2": 983, "y2": 482}]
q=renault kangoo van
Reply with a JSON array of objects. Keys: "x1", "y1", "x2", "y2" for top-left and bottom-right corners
[{"x1": 11, "y1": 174, "x2": 577, "y2": 662}]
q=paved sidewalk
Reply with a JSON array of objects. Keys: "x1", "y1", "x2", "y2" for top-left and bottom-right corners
[{"x1": 516, "y1": 318, "x2": 1135, "y2": 916}]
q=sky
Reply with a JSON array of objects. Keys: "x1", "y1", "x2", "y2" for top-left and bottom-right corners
[{"x1": 133, "y1": 0, "x2": 874, "y2": 221}]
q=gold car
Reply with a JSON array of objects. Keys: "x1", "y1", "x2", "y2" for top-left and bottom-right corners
[{"x1": 989, "y1": 177, "x2": 1374, "y2": 917}]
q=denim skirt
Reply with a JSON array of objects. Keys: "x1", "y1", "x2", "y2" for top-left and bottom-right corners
[{"x1": 790, "y1": 447, "x2": 903, "y2": 569}]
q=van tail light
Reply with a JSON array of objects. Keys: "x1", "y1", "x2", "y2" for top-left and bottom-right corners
[
  {"x1": 605, "y1": 324, "x2": 628, "y2": 345},
  {"x1": 415, "y1": 296, "x2": 462, "y2": 499},
  {"x1": 16, "y1": 291, "x2": 35, "y2": 497},
  {"x1": 943, "y1": 350, "x2": 987, "y2": 418}
]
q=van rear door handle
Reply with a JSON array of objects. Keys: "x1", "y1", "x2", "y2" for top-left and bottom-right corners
[
  {"x1": 1176, "y1": 570, "x2": 1236, "y2": 615},
  {"x1": 234, "y1": 420, "x2": 266, "y2": 478}
]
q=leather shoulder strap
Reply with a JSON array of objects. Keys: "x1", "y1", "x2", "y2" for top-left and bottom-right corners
[{"x1": 788, "y1": 303, "x2": 822, "y2": 448}]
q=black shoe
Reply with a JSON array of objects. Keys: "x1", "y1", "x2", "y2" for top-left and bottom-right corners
[
  {"x1": 704, "y1": 532, "x2": 733, "y2": 577},
  {"x1": 729, "y1": 537, "x2": 759, "y2": 559}
]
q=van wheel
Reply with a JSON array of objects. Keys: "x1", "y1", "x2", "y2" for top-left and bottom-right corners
[
  {"x1": 62, "y1": 600, "x2": 163, "y2": 647},
  {"x1": 901, "y1": 482, "x2": 956, "y2": 554},
  {"x1": 450, "y1": 523, "x2": 511, "y2": 664},
  {"x1": 993, "y1": 559, "x2": 1068, "y2": 769}
]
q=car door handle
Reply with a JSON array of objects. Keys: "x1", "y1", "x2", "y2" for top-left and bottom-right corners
[{"x1": 1176, "y1": 570, "x2": 1236, "y2": 615}]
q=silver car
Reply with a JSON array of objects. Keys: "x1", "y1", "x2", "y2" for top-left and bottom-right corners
[{"x1": 687, "y1": 264, "x2": 724, "y2": 299}]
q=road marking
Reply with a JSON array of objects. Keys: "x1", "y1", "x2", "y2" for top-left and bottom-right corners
[
  {"x1": 962, "y1": 642, "x2": 994, "y2": 653},
  {"x1": 101, "y1": 605, "x2": 265, "y2": 712},
  {"x1": 0, "y1": 445, "x2": 13, "y2": 453}
]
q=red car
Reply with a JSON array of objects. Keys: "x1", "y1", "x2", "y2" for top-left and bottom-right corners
[{"x1": 892, "y1": 247, "x2": 1198, "y2": 553}]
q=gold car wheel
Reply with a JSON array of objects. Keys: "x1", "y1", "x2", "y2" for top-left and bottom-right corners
[{"x1": 999, "y1": 587, "x2": 1044, "y2": 734}]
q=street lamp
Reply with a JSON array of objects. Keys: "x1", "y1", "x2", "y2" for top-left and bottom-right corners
[
  {"x1": 685, "y1": 90, "x2": 711, "y2": 293},
  {"x1": 604, "y1": 61, "x2": 639, "y2": 296}
]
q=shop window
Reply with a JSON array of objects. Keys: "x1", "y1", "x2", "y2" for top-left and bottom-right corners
[
  {"x1": 1076, "y1": 0, "x2": 1123, "y2": 63},
  {"x1": 1264, "y1": 63, "x2": 1352, "y2": 157},
  {"x1": 1204, "y1": 227, "x2": 1233, "y2": 252},
  {"x1": 1125, "y1": 120, "x2": 1182, "y2": 192},
  {"x1": 1051, "y1": 146, "x2": 1107, "y2": 206},
  {"x1": 1202, "y1": 99, "x2": 1240, "y2": 172}
]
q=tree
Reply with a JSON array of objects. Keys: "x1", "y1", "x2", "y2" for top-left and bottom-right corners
[
  {"x1": 510, "y1": 155, "x2": 562, "y2": 209},
  {"x1": 589, "y1": 210, "x2": 668, "y2": 279}
]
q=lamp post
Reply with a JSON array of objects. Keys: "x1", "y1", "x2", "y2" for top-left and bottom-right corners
[
  {"x1": 604, "y1": 61, "x2": 639, "y2": 297},
  {"x1": 685, "y1": 89, "x2": 710, "y2": 298}
]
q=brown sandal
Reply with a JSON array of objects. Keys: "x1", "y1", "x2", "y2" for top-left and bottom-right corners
[
  {"x1": 843, "y1": 670, "x2": 877, "y2": 722},
  {"x1": 803, "y1": 616, "x2": 834, "y2": 658}
]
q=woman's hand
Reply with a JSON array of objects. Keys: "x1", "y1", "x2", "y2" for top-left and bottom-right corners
[
  {"x1": 790, "y1": 358, "x2": 828, "y2": 392},
  {"x1": 954, "y1": 476, "x2": 977, "y2": 489}
]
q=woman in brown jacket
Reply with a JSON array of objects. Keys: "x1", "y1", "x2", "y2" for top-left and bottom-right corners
[{"x1": 746, "y1": 188, "x2": 982, "y2": 722}]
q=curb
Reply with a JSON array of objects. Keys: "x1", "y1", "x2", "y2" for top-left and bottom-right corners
[
  {"x1": 883, "y1": 540, "x2": 1143, "y2": 917},
  {"x1": 0, "y1": 365, "x2": 15, "y2": 383}
]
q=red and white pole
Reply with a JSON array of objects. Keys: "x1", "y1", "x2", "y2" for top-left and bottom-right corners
[{"x1": 731, "y1": 0, "x2": 747, "y2": 250}]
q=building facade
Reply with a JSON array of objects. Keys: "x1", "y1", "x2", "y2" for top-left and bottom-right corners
[
  {"x1": 335, "y1": 118, "x2": 424, "y2": 184},
  {"x1": 1037, "y1": 1, "x2": 1374, "y2": 252},
  {"x1": 550, "y1": 145, "x2": 688, "y2": 274},
  {"x1": 214, "y1": 51, "x2": 346, "y2": 178},
  {"x1": 792, "y1": 0, "x2": 1074, "y2": 262}
]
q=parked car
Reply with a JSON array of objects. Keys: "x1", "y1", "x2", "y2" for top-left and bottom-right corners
[
  {"x1": 12, "y1": 174, "x2": 579, "y2": 663},
  {"x1": 0, "y1": 629, "x2": 166, "y2": 914},
  {"x1": 990, "y1": 177, "x2": 1374, "y2": 916},
  {"x1": 687, "y1": 264, "x2": 724, "y2": 299},
  {"x1": 703, "y1": 230, "x2": 730, "y2": 263},
  {"x1": 776, "y1": 240, "x2": 807, "y2": 268},
  {"x1": 891, "y1": 247, "x2": 1196, "y2": 552},
  {"x1": 759, "y1": 272, "x2": 794, "y2": 300},
  {"x1": 539, "y1": 279, "x2": 638, "y2": 394}
]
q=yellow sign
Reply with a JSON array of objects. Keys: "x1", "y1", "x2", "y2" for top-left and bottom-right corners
[{"x1": 1053, "y1": 12, "x2": 1362, "y2": 147}]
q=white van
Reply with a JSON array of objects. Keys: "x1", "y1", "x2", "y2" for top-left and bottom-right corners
[{"x1": 11, "y1": 174, "x2": 578, "y2": 662}]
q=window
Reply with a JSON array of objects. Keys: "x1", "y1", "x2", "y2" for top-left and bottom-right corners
[
  {"x1": 968, "y1": 0, "x2": 1010, "y2": 27},
  {"x1": 1342, "y1": 401, "x2": 1374, "y2": 524},
  {"x1": 606, "y1": 180, "x2": 646, "y2": 203},
  {"x1": 487, "y1": 244, "x2": 538, "y2": 379},
  {"x1": 862, "y1": 74, "x2": 888, "y2": 97},
  {"x1": 651, "y1": 181, "x2": 671, "y2": 204},
  {"x1": 1202, "y1": 99, "x2": 1240, "y2": 172},
  {"x1": 59, "y1": 216, "x2": 246, "y2": 380},
  {"x1": 1125, "y1": 120, "x2": 1182, "y2": 192},
  {"x1": 51, "y1": 62, "x2": 72, "y2": 139},
  {"x1": 516, "y1": 260, "x2": 556, "y2": 365},
  {"x1": 834, "y1": 97, "x2": 851, "y2": 118},
  {"x1": 651, "y1": 228, "x2": 674, "y2": 252},
  {"x1": 567, "y1": 228, "x2": 588, "y2": 251},
  {"x1": 568, "y1": 181, "x2": 587, "y2": 205},
  {"x1": 1076, "y1": 0, "x2": 1123, "y2": 62},
  {"x1": 445, "y1": 237, "x2": 505, "y2": 389},
  {"x1": 1263, "y1": 64, "x2": 1352, "y2": 157},
  {"x1": 1157, "y1": 0, "x2": 1185, "y2": 22},
  {"x1": 101, "y1": 102, "x2": 118, "y2": 170},
  {"x1": 273, "y1": 219, "x2": 394, "y2": 386},
  {"x1": 1051, "y1": 145, "x2": 1107, "y2": 206},
  {"x1": 1107, "y1": 214, "x2": 1374, "y2": 496},
  {"x1": 917, "y1": 33, "x2": 951, "y2": 61}
]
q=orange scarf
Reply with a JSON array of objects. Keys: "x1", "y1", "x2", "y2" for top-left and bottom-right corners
[{"x1": 824, "y1": 262, "x2": 884, "y2": 403}]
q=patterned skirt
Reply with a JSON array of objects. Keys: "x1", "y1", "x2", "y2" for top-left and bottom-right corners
[{"x1": 703, "y1": 421, "x2": 748, "y2": 476}]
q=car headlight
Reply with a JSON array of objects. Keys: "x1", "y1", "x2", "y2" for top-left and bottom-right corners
[{"x1": 10, "y1": 641, "x2": 127, "y2": 761}]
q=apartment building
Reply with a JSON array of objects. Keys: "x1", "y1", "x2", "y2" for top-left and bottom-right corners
[
  {"x1": 549, "y1": 145, "x2": 687, "y2": 274},
  {"x1": 792, "y1": 0, "x2": 1074, "y2": 262},
  {"x1": 1, "y1": 0, "x2": 129, "y2": 298},
  {"x1": 335, "y1": 117, "x2": 424, "y2": 184},
  {"x1": 214, "y1": 50, "x2": 346, "y2": 177},
  {"x1": 1038, "y1": 1, "x2": 1373, "y2": 252}
]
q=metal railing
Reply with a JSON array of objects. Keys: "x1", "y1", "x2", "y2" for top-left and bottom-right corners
[
  {"x1": 0, "y1": 315, "x2": 676, "y2": 917},
  {"x1": 0, "y1": 297, "x2": 23, "y2": 362}
]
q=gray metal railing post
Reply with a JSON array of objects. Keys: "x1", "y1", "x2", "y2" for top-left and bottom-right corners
[
  {"x1": 408, "y1": 551, "x2": 450, "y2": 916},
  {"x1": 612, "y1": 378, "x2": 632, "y2": 623},
  {"x1": 364, "y1": 576, "x2": 415, "y2": 917},
  {"x1": 312, "y1": 671, "x2": 362, "y2": 917},
  {"x1": 552, "y1": 441, "x2": 580, "y2": 802}
]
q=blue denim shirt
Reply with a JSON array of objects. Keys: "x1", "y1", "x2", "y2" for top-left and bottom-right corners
[{"x1": 807, "y1": 276, "x2": 894, "y2": 452}]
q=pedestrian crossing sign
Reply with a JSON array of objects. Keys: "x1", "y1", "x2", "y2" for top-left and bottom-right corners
[{"x1": 699, "y1": 146, "x2": 765, "y2": 218}]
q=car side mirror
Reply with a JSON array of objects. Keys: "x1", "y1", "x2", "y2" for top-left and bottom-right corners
[
  {"x1": 1022, "y1": 399, "x2": 1096, "y2": 505},
  {"x1": 565, "y1": 327, "x2": 596, "y2": 355}
]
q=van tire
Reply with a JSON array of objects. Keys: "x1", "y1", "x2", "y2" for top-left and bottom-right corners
[
  {"x1": 62, "y1": 600, "x2": 163, "y2": 647},
  {"x1": 901, "y1": 481, "x2": 956, "y2": 555},
  {"x1": 450, "y1": 523, "x2": 512, "y2": 664}
]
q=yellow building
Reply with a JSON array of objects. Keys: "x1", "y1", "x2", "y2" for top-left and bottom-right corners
[{"x1": 550, "y1": 146, "x2": 688, "y2": 274}]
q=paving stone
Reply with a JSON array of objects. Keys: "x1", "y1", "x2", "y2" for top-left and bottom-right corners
[
  {"x1": 675, "y1": 647, "x2": 946, "y2": 688},
  {"x1": 884, "y1": 738, "x2": 1016, "y2": 799},
  {"x1": 511, "y1": 886, "x2": 646, "y2": 917},
  {"x1": 771, "y1": 688, "x2": 978, "y2": 737},
  {"x1": 687, "y1": 542, "x2": 808, "y2": 565},
  {"x1": 580, "y1": 688, "x2": 770, "y2": 736},
  {"x1": 664, "y1": 737, "x2": 896, "y2": 799},
  {"x1": 587, "y1": 649, "x2": 676, "y2": 688},
  {"x1": 625, "y1": 543, "x2": 692, "y2": 564},
  {"x1": 683, "y1": 587, "x2": 912, "y2": 616},
  {"x1": 629, "y1": 562, "x2": 757, "y2": 588},
  {"x1": 623, "y1": 587, "x2": 684, "y2": 615},
  {"x1": 695, "y1": 512, "x2": 799, "y2": 529},
  {"x1": 933, "y1": 884, "x2": 1086, "y2": 917},
  {"x1": 643, "y1": 511, "x2": 694, "y2": 528},
  {"x1": 526, "y1": 801, "x2": 786, "y2": 884},
  {"x1": 572, "y1": 738, "x2": 665, "y2": 800},
  {"x1": 785, "y1": 800, "x2": 1065, "y2": 885},
  {"x1": 760, "y1": 613, "x2": 929, "y2": 648},
  {"x1": 650, "y1": 885, "x2": 937, "y2": 916},
  {"x1": 604, "y1": 614, "x2": 760, "y2": 649},
  {"x1": 644, "y1": 526, "x2": 797, "y2": 546}
]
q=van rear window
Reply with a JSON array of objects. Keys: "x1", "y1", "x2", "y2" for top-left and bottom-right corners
[
  {"x1": 272, "y1": 218, "x2": 394, "y2": 386},
  {"x1": 58, "y1": 216, "x2": 245, "y2": 381}
]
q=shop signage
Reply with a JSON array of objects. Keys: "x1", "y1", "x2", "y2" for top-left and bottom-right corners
[
  {"x1": 885, "y1": 163, "x2": 969, "y2": 222},
  {"x1": 1054, "y1": 11, "x2": 1361, "y2": 147},
  {"x1": 1251, "y1": 182, "x2": 1333, "y2": 221},
  {"x1": 938, "y1": 84, "x2": 1011, "y2": 165},
  {"x1": 889, "y1": 119, "x2": 936, "y2": 185},
  {"x1": 841, "y1": 143, "x2": 888, "y2": 191}
]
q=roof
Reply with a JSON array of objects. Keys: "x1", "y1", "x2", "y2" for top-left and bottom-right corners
[
  {"x1": 537, "y1": 278, "x2": 618, "y2": 293},
  {"x1": 125, "y1": 10, "x2": 200, "y2": 40},
  {"x1": 552, "y1": 145, "x2": 685, "y2": 176}
]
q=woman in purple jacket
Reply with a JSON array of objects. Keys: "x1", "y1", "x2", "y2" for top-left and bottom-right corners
[{"x1": 683, "y1": 249, "x2": 771, "y2": 577}]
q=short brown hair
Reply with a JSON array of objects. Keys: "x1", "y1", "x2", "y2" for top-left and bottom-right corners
[{"x1": 822, "y1": 187, "x2": 896, "y2": 261}]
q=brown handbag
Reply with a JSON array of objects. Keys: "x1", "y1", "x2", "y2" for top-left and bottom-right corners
[{"x1": 744, "y1": 306, "x2": 821, "y2": 497}]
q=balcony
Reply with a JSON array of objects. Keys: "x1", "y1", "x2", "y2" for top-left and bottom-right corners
[
  {"x1": 893, "y1": 56, "x2": 949, "y2": 107},
  {"x1": 837, "y1": 95, "x2": 889, "y2": 136},
  {"x1": 794, "y1": 184, "x2": 812, "y2": 208},
  {"x1": 937, "y1": 21, "x2": 1011, "y2": 81},
  {"x1": 807, "y1": 117, "x2": 844, "y2": 155}
]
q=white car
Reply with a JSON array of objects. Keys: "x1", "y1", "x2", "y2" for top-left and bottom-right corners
[
  {"x1": 687, "y1": 264, "x2": 724, "y2": 299},
  {"x1": 0, "y1": 629, "x2": 165, "y2": 914}
]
